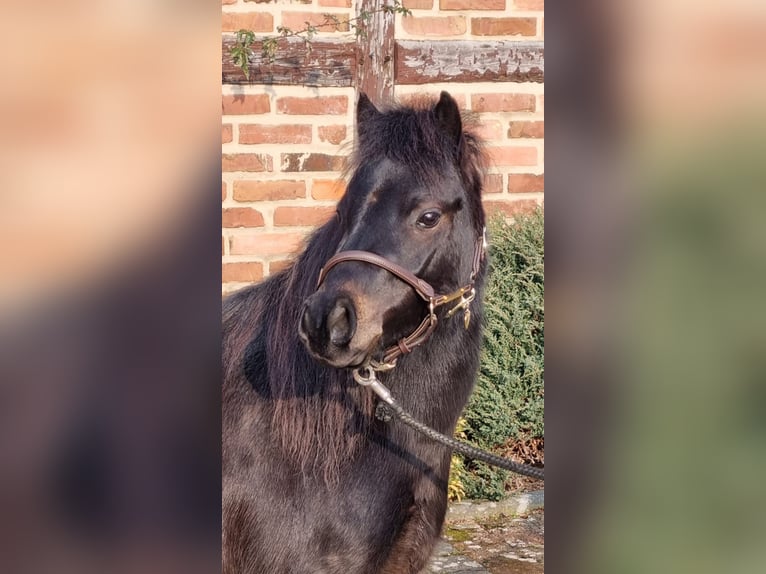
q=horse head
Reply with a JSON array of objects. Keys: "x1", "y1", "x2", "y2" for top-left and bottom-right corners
[{"x1": 299, "y1": 92, "x2": 486, "y2": 369}]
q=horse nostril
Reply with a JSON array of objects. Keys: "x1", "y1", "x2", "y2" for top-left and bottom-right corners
[
  {"x1": 300, "y1": 294, "x2": 357, "y2": 351},
  {"x1": 300, "y1": 304, "x2": 314, "y2": 340},
  {"x1": 327, "y1": 299, "x2": 356, "y2": 347}
]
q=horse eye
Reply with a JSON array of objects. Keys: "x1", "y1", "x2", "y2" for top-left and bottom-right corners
[{"x1": 416, "y1": 210, "x2": 442, "y2": 229}]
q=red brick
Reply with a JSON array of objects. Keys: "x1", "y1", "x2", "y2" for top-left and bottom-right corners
[
  {"x1": 222, "y1": 208, "x2": 265, "y2": 228},
  {"x1": 222, "y1": 181, "x2": 227, "y2": 202},
  {"x1": 403, "y1": 0, "x2": 433, "y2": 8},
  {"x1": 514, "y1": 0, "x2": 544, "y2": 9},
  {"x1": 222, "y1": 262, "x2": 263, "y2": 283},
  {"x1": 247, "y1": 0, "x2": 310, "y2": 3},
  {"x1": 471, "y1": 17, "x2": 536, "y2": 36},
  {"x1": 318, "y1": 0, "x2": 351, "y2": 6},
  {"x1": 484, "y1": 173, "x2": 503, "y2": 194},
  {"x1": 239, "y1": 124, "x2": 312, "y2": 144},
  {"x1": 281, "y1": 12, "x2": 350, "y2": 32},
  {"x1": 222, "y1": 12, "x2": 273, "y2": 33},
  {"x1": 483, "y1": 199, "x2": 539, "y2": 218},
  {"x1": 230, "y1": 233, "x2": 305, "y2": 256},
  {"x1": 281, "y1": 153, "x2": 345, "y2": 172},
  {"x1": 441, "y1": 0, "x2": 504, "y2": 9},
  {"x1": 474, "y1": 119, "x2": 504, "y2": 141},
  {"x1": 318, "y1": 125, "x2": 348, "y2": 145},
  {"x1": 312, "y1": 179, "x2": 346, "y2": 200},
  {"x1": 222, "y1": 124, "x2": 233, "y2": 144},
  {"x1": 274, "y1": 206, "x2": 336, "y2": 227},
  {"x1": 486, "y1": 146, "x2": 538, "y2": 167},
  {"x1": 222, "y1": 94, "x2": 270, "y2": 115},
  {"x1": 508, "y1": 121, "x2": 544, "y2": 138},
  {"x1": 277, "y1": 96, "x2": 348, "y2": 115},
  {"x1": 222, "y1": 0, "x2": 237, "y2": 5},
  {"x1": 268, "y1": 259, "x2": 294, "y2": 275},
  {"x1": 471, "y1": 93, "x2": 536, "y2": 113},
  {"x1": 508, "y1": 174, "x2": 544, "y2": 193},
  {"x1": 233, "y1": 180, "x2": 306, "y2": 201},
  {"x1": 401, "y1": 16, "x2": 466, "y2": 36},
  {"x1": 222, "y1": 153, "x2": 273, "y2": 172},
  {"x1": 537, "y1": 95, "x2": 544, "y2": 113},
  {"x1": 398, "y1": 92, "x2": 467, "y2": 109}
]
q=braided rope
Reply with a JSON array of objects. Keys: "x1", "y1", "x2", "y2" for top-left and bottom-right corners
[
  {"x1": 355, "y1": 364, "x2": 544, "y2": 481},
  {"x1": 382, "y1": 401, "x2": 545, "y2": 480}
]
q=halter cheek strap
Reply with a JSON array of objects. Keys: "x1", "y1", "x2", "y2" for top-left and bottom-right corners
[{"x1": 315, "y1": 229, "x2": 486, "y2": 369}]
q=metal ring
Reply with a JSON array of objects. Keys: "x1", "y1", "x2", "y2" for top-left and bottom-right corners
[{"x1": 352, "y1": 366, "x2": 376, "y2": 386}]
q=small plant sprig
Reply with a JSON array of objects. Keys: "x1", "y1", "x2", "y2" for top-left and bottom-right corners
[
  {"x1": 230, "y1": 29, "x2": 256, "y2": 80},
  {"x1": 228, "y1": 1, "x2": 412, "y2": 80}
]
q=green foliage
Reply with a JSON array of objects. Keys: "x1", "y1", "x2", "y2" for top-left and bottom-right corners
[
  {"x1": 230, "y1": 29, "x2": 256, "y2": 80},
  {"x1": 459, "y1": 209, "x2": 545, "y2": 500},
  {"x1": 228, "y1": 1, "x2": 413, "y2": 79},
  {"x1": 448, "y1": 418, "x2": 468, "y2": 501}
]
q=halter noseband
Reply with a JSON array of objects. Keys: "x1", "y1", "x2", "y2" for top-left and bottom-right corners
[{"x1": 315, "y1": 229, "x2": 486, "y2": 371}]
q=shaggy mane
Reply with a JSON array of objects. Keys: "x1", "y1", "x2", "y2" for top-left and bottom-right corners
[{"x1": 230, "y1": 95, "x2": 488, "y2": 483}]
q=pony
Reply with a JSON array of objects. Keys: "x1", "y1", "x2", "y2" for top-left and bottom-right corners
[{"x1": 222, "y1": 91, "x2": 488, "y2": 574}]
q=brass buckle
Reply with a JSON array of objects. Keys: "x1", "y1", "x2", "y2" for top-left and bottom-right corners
[
  {"x1": 370, "y1": 358, "x2": 397, "y2": 372},
  {"x1": 433, "y1": 285, "x2": 472, "y2": 308},
  {"x1": 445, "y1": 287, "x2": 476, "y2": 329}
]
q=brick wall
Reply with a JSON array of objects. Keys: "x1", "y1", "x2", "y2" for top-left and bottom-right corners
[{"x1": 222, "y1": 0, "x2": 544, "y2": 293}]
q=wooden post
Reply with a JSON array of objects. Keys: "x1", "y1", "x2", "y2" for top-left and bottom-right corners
[
  {"x1": 221, "y1": 37, "x2": 543, "y2": 87},
  {"x1": 355, "y1": 0, "x2": 396, "y2": 108}
]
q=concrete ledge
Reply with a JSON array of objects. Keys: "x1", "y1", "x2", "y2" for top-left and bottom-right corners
[{"x1": 446, "y1": 490, "x2": 544, "y2": 520}]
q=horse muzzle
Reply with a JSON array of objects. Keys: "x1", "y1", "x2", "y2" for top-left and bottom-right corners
[{"x1": 299, "y1": 291, "x2": 376, "y2": 368}]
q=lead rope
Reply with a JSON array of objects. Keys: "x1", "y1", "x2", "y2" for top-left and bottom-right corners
[{"x1": 353, "y1": 367, "x2": 545, "y2": 481}]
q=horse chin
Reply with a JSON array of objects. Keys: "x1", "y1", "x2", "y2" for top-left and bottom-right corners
[
  {"x1": 305, "y1": 347, "x2": 369, "y2": 370},
  {"x1": 301, "y1": 335, "x2": 381, "y2": 370}
]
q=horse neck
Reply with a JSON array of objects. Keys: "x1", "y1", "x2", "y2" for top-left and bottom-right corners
[{"x1": 379, "y1": 289, "x2": 485, "y2": 434}]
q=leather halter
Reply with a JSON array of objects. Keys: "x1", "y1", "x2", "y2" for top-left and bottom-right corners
[{"x1": 316, "y1": 230, "x2": 486, "y2": 370}]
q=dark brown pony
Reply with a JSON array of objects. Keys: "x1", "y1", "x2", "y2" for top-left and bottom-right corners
[{"x1": 223, "y1": 92, "x2": 488, "y2": 574}]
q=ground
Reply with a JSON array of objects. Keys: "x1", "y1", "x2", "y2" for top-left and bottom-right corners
[{"x1": 426, "y1": 490, "x2": 544, "y2": 574}]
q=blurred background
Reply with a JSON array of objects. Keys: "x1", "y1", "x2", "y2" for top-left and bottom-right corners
[
  {"x1": 0, "y1": 2, "x2": 221, "y2": 573},
  {"x1": 546, "y1": 1, "x2": 766, "y2": 573},
  {"x1": 0, "y1": 1, "x2": 764, "y2": 573}
]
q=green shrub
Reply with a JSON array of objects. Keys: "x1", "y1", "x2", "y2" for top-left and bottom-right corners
[
  {"x1": 454, "y1": 209, "x2": 545, "y2": 500},
  {"x1": 447, "y1": 418, "x2": 468, "y2": 502}
]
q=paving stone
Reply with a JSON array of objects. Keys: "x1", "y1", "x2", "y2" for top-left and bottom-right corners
[
  {"x1": 428, "y1": 499, "x2": 544, "y2": 573},
  {"x1": 426, "y1": 539, "x2": 489, "y2": 573}
]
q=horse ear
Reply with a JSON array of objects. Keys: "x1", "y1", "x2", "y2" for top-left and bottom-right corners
[
  {"x1": 356, "y1": 93, "x2": 379, "y2": 128},
  {"x1": 434, "y1": 91, "x2": 462, "y2": 146}
]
